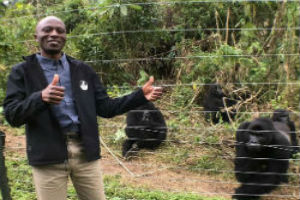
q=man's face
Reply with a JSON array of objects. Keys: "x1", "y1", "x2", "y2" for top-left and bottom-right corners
[{"x1": 35, "y1": 18, "x2": 66, "y2": 56}]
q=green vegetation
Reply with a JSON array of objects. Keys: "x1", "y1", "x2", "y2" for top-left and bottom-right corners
[
  {"x1": 104, "y1": 175, "x2": 228, "y2": 200},
  {"x1": 4, "y1": 156, "x2": 228, "y2": 200},
  {"x1": 0, "y1": 0, "x2": 299, "y2": 108}
]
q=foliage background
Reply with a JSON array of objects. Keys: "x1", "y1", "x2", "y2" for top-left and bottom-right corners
[{"x1": 0, "y1": 0, "x2": 299, "y2": 109}]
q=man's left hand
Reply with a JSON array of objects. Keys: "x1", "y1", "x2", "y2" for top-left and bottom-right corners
[{"x1": 142, "y1": 76, "x2": 163, "y2": 101}]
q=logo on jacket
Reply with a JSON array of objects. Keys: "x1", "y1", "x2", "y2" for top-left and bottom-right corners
[{"x1": 80, "y1": 80, "x2": 88, "y2": 91}]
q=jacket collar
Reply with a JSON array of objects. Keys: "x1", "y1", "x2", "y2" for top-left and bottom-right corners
[
  {"x1": 22, "y1": 53, "x2": 79, "y2": 94},
  {"x1": 22, "y1": 54, "x2": 48, "y2": 89}
]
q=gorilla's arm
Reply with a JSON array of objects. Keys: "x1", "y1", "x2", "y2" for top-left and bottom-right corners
[
  {"x1": 235, "y1": 122, "x2": 255, "y2": 183},
  {"x1": 257, "y1": 132, "x2": 291, "y2": 185},
  {"x1": 245, "y1": 156, "x2": 290, "y2": 196},
  {"x1": 288, "y1": 121, "x2": 299, "y2": 153},
  {"x1": 274, "y1": 121, "x2": 298, "y2": 155},
  {"x1": 272, "y1": 109, "x2": 298, "y2": 153},
  {"x1": 288, "y1": 121, "x2": 296, "y2": 132},
  {"x1": 234, "y1": 149, "x2": 290, "y2": 198}
]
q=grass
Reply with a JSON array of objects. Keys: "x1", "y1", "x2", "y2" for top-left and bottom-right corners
[
  {"x1": 1, "y1": 87, "x2": 299, "y2": 199},
  {"x1": 2, "y1": 155, "x2": 229, "y2": 200},
  {"x1": 104, "y1": 175, "x2": 228, "y2": 200},
  {"x1": 99, "y1": 113, "x2": 236, "y2": 179}
]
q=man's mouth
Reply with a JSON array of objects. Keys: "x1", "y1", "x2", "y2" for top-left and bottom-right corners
[{"x1": 48, "y1": 40, "x2": 60, "y2": 45}]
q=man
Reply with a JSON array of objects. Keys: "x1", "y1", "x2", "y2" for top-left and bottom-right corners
[{"x1": 3, "y1": 16, "x2": 162, "y2": 200}]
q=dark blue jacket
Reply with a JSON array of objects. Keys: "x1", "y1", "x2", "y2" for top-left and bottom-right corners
[{"x1": 4, "y1": 54, "x2": 148, "y2": 166}]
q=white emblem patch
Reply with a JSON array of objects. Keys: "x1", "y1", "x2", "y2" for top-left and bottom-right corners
[{"x1": 80, "y1": 80, "x2": 88, "y2": 91}]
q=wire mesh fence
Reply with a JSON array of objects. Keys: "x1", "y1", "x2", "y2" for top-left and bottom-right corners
[
  {"x1": 1, "y1": 83, "x2": 299, "y2": 199},
  {"x1": 3, "y1": 108, "x2": 300, "y2": 199}
]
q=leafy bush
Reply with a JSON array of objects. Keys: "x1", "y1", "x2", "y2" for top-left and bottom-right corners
[{"x1": 0, "y1": 0, "x2": 298, "y2": 112}]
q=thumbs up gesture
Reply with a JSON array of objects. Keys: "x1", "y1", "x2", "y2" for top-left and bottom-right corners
[
  {"x1": 142, "y1": 76, "x2": 163, "y2": 101},
  {"x1": 51, "y1": 74, "x2": 59, "y2": 85},
  {"x1": 41, "y1": 74, "x2": 65, "y2": 104}
]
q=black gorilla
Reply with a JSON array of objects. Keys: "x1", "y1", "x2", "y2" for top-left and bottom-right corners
[
  {"x1": 233, "y1": 117, "x2": 293, "y2": 200},
  {"x1": 203, "y1": 84, "x2": 236, "y2": 124},
  {"x1": 272, "y1": 109, "x2": 298, "y2": 153},
  {"x1": 122, "y1": 102, "x2": 167, "y2": 158}
]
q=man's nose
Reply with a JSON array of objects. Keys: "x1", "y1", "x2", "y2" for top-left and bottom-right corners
[{"x1": 49, "y1": 29, "x2": 59, "y2": 36}]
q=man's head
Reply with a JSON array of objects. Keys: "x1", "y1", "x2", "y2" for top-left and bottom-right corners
[{"x1": 35, "y1": 16, "x2": 66, "y2": 59}]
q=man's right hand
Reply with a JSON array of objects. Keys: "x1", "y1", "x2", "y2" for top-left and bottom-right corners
[{"x1": 41, "y1": 74, "x2": 65, "y2": 104}]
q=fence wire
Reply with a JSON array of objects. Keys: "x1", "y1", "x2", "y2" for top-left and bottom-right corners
[
  {"x1": 2, "y1": 0, "x2": 299, "y2": 22},
  {"x1": 10, "y1": 27, "x2": 300, "y2": 44}
]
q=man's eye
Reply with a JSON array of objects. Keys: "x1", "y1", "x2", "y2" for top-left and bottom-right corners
[
  {"x1": 56, "y1": 28, "x2": 65, "y2": 34},
  {"x1": 43, "y1": 27, "x2": 52, "y2": 32}
]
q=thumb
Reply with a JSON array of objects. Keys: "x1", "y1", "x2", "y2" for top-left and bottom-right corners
[
  {"x1": 51, "y1": 74, "x2": 59, "y2": 85},
  {"x1": 144, "y1": 76, "x2": 154, "y2": 88}
]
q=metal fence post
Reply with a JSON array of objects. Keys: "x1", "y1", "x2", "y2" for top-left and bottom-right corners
[{"x1": 0, "y1": 131, "x2": 12, "y2": 200}]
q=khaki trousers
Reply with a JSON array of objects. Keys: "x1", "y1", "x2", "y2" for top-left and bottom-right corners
[{"x1": 32, "y1": 138, "x2": 106, "y2": 200}]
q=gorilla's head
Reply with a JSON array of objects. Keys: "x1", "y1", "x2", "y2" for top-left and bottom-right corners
[
  {"x1": 141, "y1": 110, "x2": 151, "y2": 122},
  {"x1": 209, "y1": 84, "x2": 225, "y2": 98},
  {"x1": 132, "y1": 102, "x2": 157, "y2": 123},
  {"x1": 272, "y1": 109, "x2": 290, "y2": 123},
  {"x1": 245, "y1": 118, "x2": 275, "y2": 152}
]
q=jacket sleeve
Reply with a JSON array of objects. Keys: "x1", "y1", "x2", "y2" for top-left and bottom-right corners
[
  {"x1": 90, "y1": 68, "x2": 148, "y2": 118},
  {"x1": 3, "y1": 65, "x2": 47, "y2": 127}
]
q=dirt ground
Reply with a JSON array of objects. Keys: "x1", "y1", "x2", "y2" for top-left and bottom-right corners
[{"x1": 1, "y1": 127, "x2": 299, "y2": 200}]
